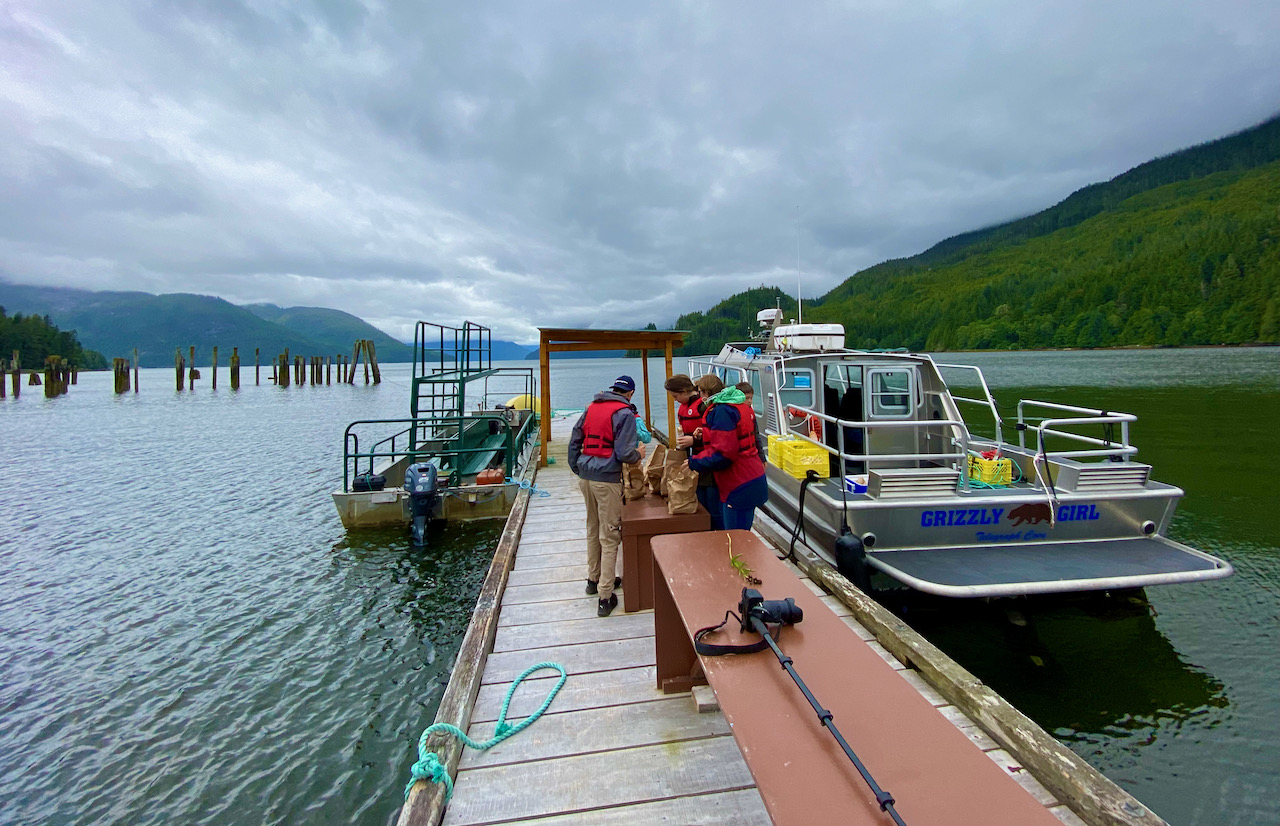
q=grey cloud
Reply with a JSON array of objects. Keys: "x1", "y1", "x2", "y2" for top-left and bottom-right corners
[{"x1": 2, "y1": 1, "x2": 1279, "y2": 344}]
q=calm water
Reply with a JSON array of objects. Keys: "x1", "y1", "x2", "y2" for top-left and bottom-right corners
[{"x1": 1, "y1": 349, "x2": 1277, "y2": 825}]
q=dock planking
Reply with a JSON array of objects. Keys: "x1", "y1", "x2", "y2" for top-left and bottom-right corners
[{"x1": 411, "y1": 416, "x2": 1095, "y2": 826}]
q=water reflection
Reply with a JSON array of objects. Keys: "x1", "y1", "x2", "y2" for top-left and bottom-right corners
[{"x1": 902, "y1": 592, "x2": 1227, "y2": 739}]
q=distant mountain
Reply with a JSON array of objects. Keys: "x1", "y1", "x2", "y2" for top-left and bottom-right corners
[
  {"x1": 675, "y1": 112, "x2": 1280, "y2": 352},
  {"x1": 491, "y1": 340, "x2": 536, "y2": 360},
  {"x1": 0, "y1": 284, "x2": 415, "y2": 367},
  {"x1": 241, "y1": 304, "x2": 413, "y2": 361},
  {"x1": 0, "y1": 305, "x2": 107, "y2": 369}
]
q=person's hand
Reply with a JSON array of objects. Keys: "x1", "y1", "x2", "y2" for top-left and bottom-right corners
[
  {"x1": 693, "y1": 427, "x2": 703, "y2": 439},
  {"x1": 676, "y1": 434, "x2": 693, "y2": 449},
  {"x1": 681, "y1": 460, "x2": 690, "y2": 472},
  {"x1": 637, "y1": 444, "x2": 646, "y2": 460}
]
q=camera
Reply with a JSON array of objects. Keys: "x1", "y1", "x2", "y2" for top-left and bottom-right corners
[{"x1": 738, "y1": 587, "x2": 804, "y2": 632}]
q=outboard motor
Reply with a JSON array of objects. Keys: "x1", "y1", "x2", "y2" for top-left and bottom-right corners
[{"x1": 404, "y1": 463, "x2": 439, "y2": 546}]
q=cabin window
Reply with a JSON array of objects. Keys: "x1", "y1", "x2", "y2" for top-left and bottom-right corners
[
  {"x1": 710, "y1": 366, "x2": 742, "y2": 386},
  {"x1": 868, "y1": 368, "x2": 914, "y2": 418},
  {"x1": 779, "y1": 368, "x2": 815, "y2": 411},
  {"x1": 749, "y1": 370, "x2": 763, "y2": 414}
]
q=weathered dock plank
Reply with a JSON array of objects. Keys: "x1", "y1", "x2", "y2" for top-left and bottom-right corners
[
  {"x1": 480, "y1": 637, "x2": 654, "y2": 684},
  {"x1": 472, "y1": 665, "x2": 660, "y2": 723},
  {"x1": 497, "y1": 598, "x2": 631, "y2": 627},
  {"x1": 492, "y1": 611, "x2": 654, "y2": 653},
  {"x1": 441, "y1": 737, "x2": 756, "y2": 826},
  {"x1": 459, "y1": 696, "x2": 730, "y2": 769}
]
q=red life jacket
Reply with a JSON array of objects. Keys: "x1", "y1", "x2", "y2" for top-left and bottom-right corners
[
  {"x1": 731, "y1": 402, "x2": 760, "y2": 458},
  {"x1": 678, "y1": 398, "x2": 708, "y2": 436},
  {"x1": 581, "y1": 399, "x2": 629, "y2": 457}
]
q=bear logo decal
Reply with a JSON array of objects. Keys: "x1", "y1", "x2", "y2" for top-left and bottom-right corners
[{"x1": 1008, "y1": 503, "x2": 1052, "y2": 526}]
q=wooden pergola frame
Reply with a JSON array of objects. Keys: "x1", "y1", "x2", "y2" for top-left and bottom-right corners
[{"x1": 537, "y1": 328, "x2": 687, "y2": 467}]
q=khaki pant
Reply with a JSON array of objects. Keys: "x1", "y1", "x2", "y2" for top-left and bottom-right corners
[{"x1": 579, "y1": 477, "x2": 623, "y2": 600}]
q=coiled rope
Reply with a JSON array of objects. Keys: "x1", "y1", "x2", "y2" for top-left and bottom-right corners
[
  {"x1": 505, "y1": 476, "x2": 552, "y2": 497},
  {"x1": 404, "y1": 662, "x2": 567, "y2": 801}
]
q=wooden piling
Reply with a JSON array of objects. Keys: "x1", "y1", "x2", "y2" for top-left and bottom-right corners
[
  {"x1": 72, "y1": 364, "x2": 79, "y2": 386},
  {"x1": 0, "y1": 362, "x2": 5, "y2": 399},
  {"x1": 188, "y1": 346, "x2": 196, "y2": 391},
  {"x1": 212, "y1": 346, "x2": 218, "y2": 390},
  {"x1": 367, "y1": 340, "x2": 381, "y2": 384},
  {"x1": 12, "y1": 351, "x2": 20, "y2": 399},
  {"x1": 255, "y1": 348, "x2": 260, "y2": 386},
  {"x1": 347, "y1": 340, "x2": 360, "y2": 384},
  {"x1": 281, "y1": 349, "x2": 290, "y2": 388},
  {"x1": 176, "y1": 348, "x2": 185, "y2": 391},
  {"x1": 132, "y1": 349, "x2": 138, "y2": 393},
  {"x1": 231, "y1": 347, "x2": 240, "y2": 391}
]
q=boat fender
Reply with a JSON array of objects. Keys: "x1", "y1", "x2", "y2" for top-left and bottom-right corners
[
  {"x1": 835, "y1": 526, "x2": 872, "y2": 594},
  {"x1": 352, "y1": 472, "x2": 387, "y2": 492}
]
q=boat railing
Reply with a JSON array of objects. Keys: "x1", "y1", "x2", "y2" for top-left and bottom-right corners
[
  {"x1": 1016, "y1": 400, "x2": 1137, "y2": 461},
  {"x1": 342, "y1": 411, "x2": 539, "y2": 492},
  {"x1": 935, "y1": 363, "x2": 1004, "y2": 447},
  {"x1": 780, "y1": 403, "x2": 974, "y2": 489}
]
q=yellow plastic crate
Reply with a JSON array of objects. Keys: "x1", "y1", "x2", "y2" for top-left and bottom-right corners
[
  {"x1": 766, "y1": 433, "x2": 794, "y2": 462},
  {"x1": 777, "y1": 440, "x2": 830, "y2": 479},
  {"x1": 968, "y1": 455, "x2": 1013, "y2": 486}
]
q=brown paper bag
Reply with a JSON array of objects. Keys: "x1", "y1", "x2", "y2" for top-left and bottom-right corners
[
  {"x1": 644, "y1": 442, "x2": 668, "y2": 495},
  {"x1": 665, "y1": 458, "x2": 699, "y2": 515},
  {"x1": 660, "y1": 444, "x2": 687, "y2": 498},
  {"x1": 622, "y1": 461, "x2": 648, "y2": 501}
]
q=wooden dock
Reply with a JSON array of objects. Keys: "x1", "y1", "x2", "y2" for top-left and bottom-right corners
[{"x1": 399, "y1": 416, "x2": 1152, "y2": 826}]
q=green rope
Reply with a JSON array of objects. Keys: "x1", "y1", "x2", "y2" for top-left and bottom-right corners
[{"x1": 404, "y1": 662, "x2": 567, "y2": 802}]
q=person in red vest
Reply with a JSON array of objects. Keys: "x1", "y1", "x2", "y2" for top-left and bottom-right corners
[
  {"x1": 567, "y1": 375, "x2": 645, "y2": 617},
  {"x1": 666, "y1": 373, "x2": 726, "y2": 530},
  {"x1": 688, "y1": 383, "x2": 768, "y2": 530}
]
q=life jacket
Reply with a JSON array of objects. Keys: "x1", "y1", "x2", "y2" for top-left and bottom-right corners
[
  {"x1": 581, "y1": 399, "x2": 630, "y2": 457},
  {"x1": 731, "y1": 402, "x2": 760, "y2": 458},
  {"x1": 678, "y1": 398, "x2": 708, "y2": 436}
]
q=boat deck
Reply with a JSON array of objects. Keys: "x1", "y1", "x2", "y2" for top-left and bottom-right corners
[{"x1": 431, "y1": 417, "x2": 1087, "y2": 825}]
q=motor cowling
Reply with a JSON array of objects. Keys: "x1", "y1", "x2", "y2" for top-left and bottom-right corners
[{"x1": 404, "y1": 463, "x2": 439, "y2": 546}]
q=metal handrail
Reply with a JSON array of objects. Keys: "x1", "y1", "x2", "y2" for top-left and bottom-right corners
[
  {"x1": 935, "y1": 363, "x2": 1004, "y2": 447},
  {"x1": 780, "y1": 403, "x2": 973, "y2": 489},
  {"x1": 342, "y1": 412, "x2": 537, "y2": 491},
  {"x1": 1016, "y1": 400, "x2": 1136, "y2": 461}
]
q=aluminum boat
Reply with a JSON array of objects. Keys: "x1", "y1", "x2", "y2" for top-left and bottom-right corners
[{"x1": 688, "y1": 309, "x2": 1233, "y2": 598}]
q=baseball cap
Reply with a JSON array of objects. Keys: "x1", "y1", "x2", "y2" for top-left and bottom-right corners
[{"x1": 611, "y1": 375, "x2": 636, "y2": 393}]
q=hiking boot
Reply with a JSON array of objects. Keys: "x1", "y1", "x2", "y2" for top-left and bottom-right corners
[
  {"x1": 597, "y1": 593, "x2": 619, "y2": 617},
  {"x1": 585, "y1": 577, "x2": 622, "y2": 595}
]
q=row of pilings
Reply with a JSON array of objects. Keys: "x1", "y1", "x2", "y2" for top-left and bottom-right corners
[{"x1": 2, "y1": 340, "x2": 382, "y2": 399}]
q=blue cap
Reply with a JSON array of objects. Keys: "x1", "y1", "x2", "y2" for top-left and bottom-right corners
[{"x1": 611, "y1": 375, "x2": 636, "y2": 393}]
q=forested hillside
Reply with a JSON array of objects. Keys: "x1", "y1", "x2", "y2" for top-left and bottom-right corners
[
  {"x1": 0, "y1": 307, "x2": 107, "y2": 368},
  {"x1": 671, "y1": 114, "x2": 1280, "y2": 354}
]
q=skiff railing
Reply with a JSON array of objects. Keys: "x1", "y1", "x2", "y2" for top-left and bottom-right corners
[
  {"x1": 781, "y1": 403, "x2": 974, "y2": 490},
  {"x1": 934, "y1": 363, "x2": 1004, "y2": 448},
  {"x1": 1015, "y1": 400, "x2": 1137, "y2": 461},
  {"x1": 342, "y1": 411, "x2": 539, "y2": 491}
]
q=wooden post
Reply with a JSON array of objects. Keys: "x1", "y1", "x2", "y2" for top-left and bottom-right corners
[
  {"x1": 0, "y1": 361, "x2": 5, "y2": 399},
  {"x1": 326, "y1": 356, "x2": 331, "y2": 385},
  {"x1": 231, "y1": 347, "x2": 240, "y2": 391},
  {"x1": 271, "y1": 361, "x2": 278, "y2": 385},
  {"x1": 188, "y1": 346, "x2": 195, "y2": 391},
  {"x1": 348, "y1": 340, "x2": 361, "y2": 384},
  {"x1": 640, "y1": 348, "x2": 651, "y2": 428},
  {"x1": 367, "y1": 340, "x2": 381, "y2": 384},
  {"x1": 295, "y1": 355, "x2": 303, "y2": 386},
  {"x1": 281, "y1": 349, "x2": 290, "y2": 387},
  {"x1": 212, "y1": 346, "x2": 218, "y2": 390},
  {"x1": 255, "y1": 348, "x2": 260, "y2": 386},
  {"x1": 538, "y1": 337, "x2": 550, "y2": 466},
  {"x1": 72, "y1": 364, "x2": 79, "y2": 386},
  {"x1": 363, "y1": 341, "x2": 371, "y2": 384},
  {"x1": 132, "y1": 348, "x2": 138, "y2": 393},
  {"x1": 176, "y1": 348, "x2": 184, "y2": 391},
  {"x1": 665, "y1": 340, "x2": 676, "y2": 441},
  {"x1": 10, "y1": 352, "x2": 18, "y2": 399},
  {"x1": 43, "y1": 356, "x2": 53, "y2": 398}
]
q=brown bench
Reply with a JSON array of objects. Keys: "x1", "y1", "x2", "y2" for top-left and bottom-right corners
[
  {"x1": 651, "y1": 530, "x2": 1064, "y2": 826},
  {"x1": 619, "y1": 493, "x2": 709, "y2": 612}
]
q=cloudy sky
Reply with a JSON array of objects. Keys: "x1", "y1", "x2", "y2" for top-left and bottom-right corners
[{"x1": 2, "y1": 1, "x2": 1278, "y2": 344}]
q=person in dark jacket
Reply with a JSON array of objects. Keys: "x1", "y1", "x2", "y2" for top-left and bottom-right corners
[
  {"x1": 567, "y1": 375, "x2": 645, "y2": 617},
  {"x1": 688, "y1": 384, "x2": 768, "y2": 530}
]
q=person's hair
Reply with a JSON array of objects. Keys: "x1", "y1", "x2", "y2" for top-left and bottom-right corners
[
  {"x1": 694, "y1": 374, "x2": 724, "y2": 395},
  {"x1": 663, "y1": 374, "x2": 696, "y2": 394},
  {"x1": 735, "y1": 381, "x2": 753, "y2": 396}
]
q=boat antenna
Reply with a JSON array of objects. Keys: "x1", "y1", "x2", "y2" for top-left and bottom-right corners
[{"x1": 796, "y1": 206, "x2": 803, "y2": 324}]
